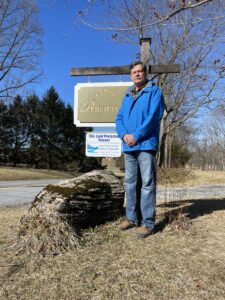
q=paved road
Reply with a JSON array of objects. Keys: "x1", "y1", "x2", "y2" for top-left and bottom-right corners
[
  {"x1": 0, "y1": 178, "x2": 225, "y2": 207},
  {"x1": 157, "y1": 184, "x2": 225, "y2": 202},
  {"x1": 0, "y1": 179, "x2": 67, "y2": 207}
]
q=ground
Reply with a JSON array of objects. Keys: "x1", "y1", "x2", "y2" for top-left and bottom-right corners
[
  {"x1": 2, "y1": 166, "x2": 225, "y2": 185},
  {"x1": 0, "y1": 168, "x2": 225, "y2": 299},
  {"x1": 0, "y1": 167, "x2": 75, "y2": 181}
]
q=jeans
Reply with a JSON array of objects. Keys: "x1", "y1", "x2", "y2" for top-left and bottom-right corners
[{"x1": 124, "y1": 151, "x2": 156, "y2": 229}]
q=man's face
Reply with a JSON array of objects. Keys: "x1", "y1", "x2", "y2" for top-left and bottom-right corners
[{"x1": 130, "y1": 64, "x2": 147, "y2": 88}]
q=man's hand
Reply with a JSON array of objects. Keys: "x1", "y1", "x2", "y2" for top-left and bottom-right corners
[{"x1": 123, "y1": 134, "x2": 137, "y2": 147}]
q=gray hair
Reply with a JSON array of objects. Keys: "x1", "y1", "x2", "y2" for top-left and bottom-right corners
[{"x1": 130, "y1": 61, "x2": 147, "y2": 73}]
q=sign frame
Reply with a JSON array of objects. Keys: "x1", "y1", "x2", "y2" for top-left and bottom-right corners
[{"x1": 74, "y1": 81, "x2": 132, "y2": 127}]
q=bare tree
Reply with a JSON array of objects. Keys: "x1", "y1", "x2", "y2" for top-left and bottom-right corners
[
  {"x1": 76, "y1": 0, "x2": 216, "y2": 33},
  {"x1": 190, "y1": 113, "x2": 225, "y2": 170},
  {"x1": 74, "y1": 0, "x2": 225, "y2": 168},
  {"x1": 0, "y1": 0, "x2": 42, "y2": 101},
  {"x1": 152, "y1": 1, "x2": 225, "y2": 167},
  {"x1": 208, "y1": 112, "x2": 225, "y2": 170}
]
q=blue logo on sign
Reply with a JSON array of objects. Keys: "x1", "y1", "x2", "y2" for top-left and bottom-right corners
[{"x1": 87, "y1": 144, "x2": 99, "y2": 153}]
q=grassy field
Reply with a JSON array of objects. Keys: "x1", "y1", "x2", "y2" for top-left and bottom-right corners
[
  {"x1": 0, "y1": 167, "x2": 75, "y2": 181},
  {"x1": 0, "y1": 168, "x2": 225, "y2": 299},
  {"x1": 157, "y1": 168, "x2": 225, "y2": 187},
  {"x1": 1, "y1": 165, "x2": 225, "y2": 186}
]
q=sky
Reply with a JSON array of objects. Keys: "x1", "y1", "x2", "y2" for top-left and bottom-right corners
[
  {"x1": 36, "y1": 0, "x2": 138, "y2": 108},
  {"x1": 34, "y1": 0, "x2": 224, "y2": 134}
]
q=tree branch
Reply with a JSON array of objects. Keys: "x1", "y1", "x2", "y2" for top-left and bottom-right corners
[{"x1": 79, "y1": 0, "x2": 214, "y2": 31}]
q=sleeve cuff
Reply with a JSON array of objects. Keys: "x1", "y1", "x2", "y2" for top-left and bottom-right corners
[
  {"x1": 133, "y1": 132, "x2": 139, "y2": 142},
  {"x1": 118, "y1": 132, "x2": 127, "y2": 140}
]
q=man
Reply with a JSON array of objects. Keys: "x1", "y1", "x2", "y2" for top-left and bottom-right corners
[{"x1": 115, "y1": 61, "x2": 164, "y2": 238}]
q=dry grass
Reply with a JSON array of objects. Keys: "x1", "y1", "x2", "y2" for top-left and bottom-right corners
[
  {"x1": 116, "y1": 168, "x2": 225, "y2": 187},
  {"x1": 1, "y1": 166, "x2": 225, "y2": 186},
  {"x1": 157, "y1": 168, "x2": 192, "y2": 186},
  {"x1": 0, "y1": 167, "x2": 74, "y2": 181},
  {"x1": 184, "y1": 169, "x2": 225, "y2": 186},
  {"x1": 1, "y1": 169, "x2": 225, "y2": 299},
  {"x1": 157, "y1": 169, "x2": 225, "y2": 187},
  {"x1": 13, "y1": 208, "x2": 80, "y2": 257},
  {"x1": 0, "y1": 197, "x2": 225, "y2": 300}
]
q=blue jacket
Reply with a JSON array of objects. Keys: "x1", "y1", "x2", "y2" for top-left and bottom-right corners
[{"x1": 115, "y1": 81, "x2": 164, "y2": 152}]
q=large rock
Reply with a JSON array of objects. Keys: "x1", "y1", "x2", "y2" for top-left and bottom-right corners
[
  {"x1": 14, "y1": 170, "x2": 124, "y2": 255},
  {"x1": 31, "y1": 170, "x2": 124, "y2": 228}
]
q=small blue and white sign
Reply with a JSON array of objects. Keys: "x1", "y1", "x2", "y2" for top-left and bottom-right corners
[{"x1": 86, "y1": 132, "x2": 122, "y2": 157}]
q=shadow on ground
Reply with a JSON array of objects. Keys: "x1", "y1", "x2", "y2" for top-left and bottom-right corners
[{"x1": 155, "y1": 198, "x2": 225, "y2": 233}]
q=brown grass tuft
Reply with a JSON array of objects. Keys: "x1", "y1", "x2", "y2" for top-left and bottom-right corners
[
  {"x1": 157, "y1": 168, "x2": 193, "y2": 185},
  {"x1": 12, "y1": 208, "x2": 80, "y2": 257}
]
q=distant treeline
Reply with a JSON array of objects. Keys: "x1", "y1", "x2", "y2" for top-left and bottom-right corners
[{"x1": 0, "y1": 86, "x2": 101, "y2": 171}]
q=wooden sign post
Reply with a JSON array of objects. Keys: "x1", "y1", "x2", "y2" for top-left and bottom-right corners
[
  {"x1": 70, "y1": 38, "x2": 180, "y2": 78},
  {"x1": 70, "y1": 37, "x2": 180, "y2": 163}
]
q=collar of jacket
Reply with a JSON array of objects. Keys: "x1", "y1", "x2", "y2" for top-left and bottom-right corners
[{"x1": 125, "y1": 80, "x2": 153, "y2": 97}]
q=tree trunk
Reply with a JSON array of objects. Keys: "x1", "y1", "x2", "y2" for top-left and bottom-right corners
[
  {"x1": 158, "y1": 132, "x2": 167, "y2": 168},
  {"x1": 158, "y1": 110, "x2": 170, "y2": 168}
]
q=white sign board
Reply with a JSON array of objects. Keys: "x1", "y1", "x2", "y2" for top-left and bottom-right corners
[{"x1": 86, "y1": 132, "x2": 122, "y2": 157}]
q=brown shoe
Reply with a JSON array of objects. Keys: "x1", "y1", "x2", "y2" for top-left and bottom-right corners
[
  {"x1": 118, "y1": 220, "x2": 135, "y2": 231},
  {"x1": 135, "y1": 226, "x2": 154, "y2": 238}
]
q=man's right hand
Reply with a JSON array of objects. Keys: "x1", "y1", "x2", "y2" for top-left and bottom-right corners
[{"x1": 123, "y1": 134, "x2": 137, "y2": 147}]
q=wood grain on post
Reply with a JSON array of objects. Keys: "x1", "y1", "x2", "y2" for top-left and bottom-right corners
[
  {"x1": 140, "y1": 38, "x2": 151, "y2": 77},
  {"x1": 70, "y1": 64, "x2": 180, "y2": 76}
]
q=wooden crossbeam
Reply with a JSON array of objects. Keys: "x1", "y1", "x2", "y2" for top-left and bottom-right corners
[
  {"x1": 70, "y1": 64, "x2": 180, "y2": 76},
  {"x1": 70, "y1": 38, "x2": 180, "y2": 77}
]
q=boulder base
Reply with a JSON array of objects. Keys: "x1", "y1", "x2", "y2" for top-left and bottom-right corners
[
  {"x1": 32, "y1": 170, "x2": 124, "y2": 228},
  {"x1": 14, "y1": 170, "x2": 124, "y2": 255}
]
